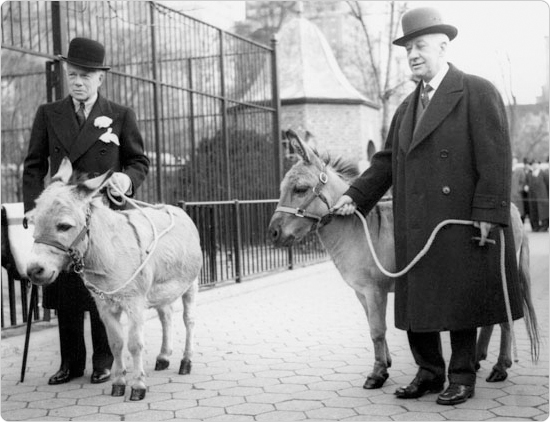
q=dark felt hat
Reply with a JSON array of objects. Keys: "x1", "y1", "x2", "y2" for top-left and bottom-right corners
[
  {"x1": 393, "y1": 7, "x2": 457, "y2": 46},
  {"x1": 60, "y1": 37, "x2": 110, "y2": 70}
]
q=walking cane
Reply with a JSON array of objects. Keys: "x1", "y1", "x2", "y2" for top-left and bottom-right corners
[{"x1": 20, "y1": 283, "x2": 37, "y2": 382}]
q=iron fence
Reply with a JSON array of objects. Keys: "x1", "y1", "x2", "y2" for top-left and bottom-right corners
[
  {"x1": 1, "y1": 200, "x2": 327, "y2": 329},
  {"x1": 0, "y1": 1, "x2": 326, "y2": 330},
  {"x1": 1, "y1": 1, "x2": 281, "y2": 204}
]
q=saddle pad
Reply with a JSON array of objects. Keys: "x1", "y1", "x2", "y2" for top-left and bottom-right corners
[{"x1": 2, "y1": 202, "x2": 34, "y2": 277}]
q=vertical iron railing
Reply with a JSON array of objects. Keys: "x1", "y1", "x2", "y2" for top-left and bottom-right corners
[{"x1": 0, "y1": 1, "x2": 328, "y2": 330}]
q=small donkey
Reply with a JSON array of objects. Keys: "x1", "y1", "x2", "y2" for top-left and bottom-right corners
[{"x1": 26, "y1": 157, "x2": 202, "y2": 400}]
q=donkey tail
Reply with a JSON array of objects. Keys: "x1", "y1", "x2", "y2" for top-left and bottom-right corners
[{"x1": 518, "y1": 231, "x2": 540, "y2": 362}]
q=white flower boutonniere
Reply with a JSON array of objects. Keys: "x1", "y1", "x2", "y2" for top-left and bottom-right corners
[
  {"x1": 99, "y1": 128, "x2": 120, "y2": 146},
  {"x1": 94, "y1": 116, "x2": 113, "y2": 129}
]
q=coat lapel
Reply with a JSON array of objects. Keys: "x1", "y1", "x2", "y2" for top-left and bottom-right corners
[
  {"x1": 408, "y1": 64, "x2": 464, "y2": 154},
  {"x1": 50, "y1": 97, "x2": 80, "y2": 154},
  {"x1": 69, "y1": 95, "x2": 115, "y2": 162},
  {"x1": 398, "y1": 88, "x2": 420, "y2": 154}
]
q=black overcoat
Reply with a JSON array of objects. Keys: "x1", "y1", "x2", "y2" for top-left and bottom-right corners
[
  {"x1": 346, "y1": 64, "x2": 523, "y2": 332},
  {"x1": 23, "y1": 94, "x2": 150, "y2": 310}
]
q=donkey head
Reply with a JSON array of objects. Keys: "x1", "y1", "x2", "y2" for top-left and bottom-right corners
[
  {"x1": 269, "y1": 130, "x2": 353, "y2": 247},
  {"x1": 26, "y1": 157, "x2": 112, "y2": 285}
]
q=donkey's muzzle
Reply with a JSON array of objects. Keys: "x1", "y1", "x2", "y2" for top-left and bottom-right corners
[{"x1": 26, "y1": 262, "x2": 55, "y2": 286}]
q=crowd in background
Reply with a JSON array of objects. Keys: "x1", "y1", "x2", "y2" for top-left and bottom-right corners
[{"x1": 512, "y1": 157, "x2": 549, "y2": 232}]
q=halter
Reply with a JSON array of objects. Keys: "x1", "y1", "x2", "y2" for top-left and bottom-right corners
[
  {"x1": 275, "y1": 166, "x2": 334, "y2": 230},
  {"x1": 33, "y1": 208, "x2": 92, "y2": 274},
  {"x1": 31, "y1": 181, "x2": 175, "y2": 300}
]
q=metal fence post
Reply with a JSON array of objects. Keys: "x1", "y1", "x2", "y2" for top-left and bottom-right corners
[
  {"x1": 233, "y1": 200, "x2": 243, "y2": 283},
  {"x1": 288, "y1": 246, "x2": 294, "y2": 270},
  {"x1": 149, "y1": 2, "x2": 163, "y2": 203},
  {"x1": 51, "y1": 1, "x2": 67, "y2": 100},
  {"x1": 219, "y1": 30, "x2": 231, "y2": 200},
  {"x1": 270, "y1": 35, "x2": 283, "y2": 187}
]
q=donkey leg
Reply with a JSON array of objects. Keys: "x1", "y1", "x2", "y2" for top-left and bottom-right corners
[
  {"x1": 155, "y1": 305, "x2": 173, "y2": 371},
  {"x1": 179, "y1": 279, "x2": 198, "y2": 375},
  {"x1": 126, "y1": 303, "x2": 147, "y2": 400},
  {"x1": 95, "y1": 303, "x2": 126, "y2": 397},
  {"x1": 355, "y1": 288, "x2": 390, "y2": 389},
  {"x1": 475, "y1": 325, "x2": 494, "y2": 371},
  {"x1": 487, "y1": 323, "x2": 512, "y2": 382}
]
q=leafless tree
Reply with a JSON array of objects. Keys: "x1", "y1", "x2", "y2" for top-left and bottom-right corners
[{"x1": 346, "y1": 1, "x2": 410, "y2": 140}]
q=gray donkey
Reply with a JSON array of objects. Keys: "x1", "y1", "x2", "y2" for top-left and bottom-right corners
[
  {"x1": 26, "y1": 157, "x2": 202, "y2": 401},
  {"x1": 269, "y1": 130, "x2": 539, "y2": 389}
]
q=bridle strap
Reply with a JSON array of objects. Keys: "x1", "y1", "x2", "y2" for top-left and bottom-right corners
[
  {"x1": 33, "y1": 208, "x2": 91, "y2": 273},
  {"x1": 275, "y1": 168, "x2": 333, "y2": 229}
]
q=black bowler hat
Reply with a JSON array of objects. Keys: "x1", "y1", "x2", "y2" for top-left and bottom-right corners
[
  {"x1": 60, "y1": 37, "x2": 110, "y2": 70},
  {"x1": 393, "y1": 7, "x2": 457, "y2": 46}
]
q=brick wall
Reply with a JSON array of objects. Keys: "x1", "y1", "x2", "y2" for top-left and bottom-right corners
[{"x1": 281, "y1": 102, "x2": 381, "y2": 170}]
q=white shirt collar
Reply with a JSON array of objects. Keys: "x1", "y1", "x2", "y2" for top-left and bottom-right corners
[
  {"x1": 72, "y1": 93, "x2": 98, "y2": 118},
  {"x1": 423, "y1": 62, "x2": 449, "y2": 96}
]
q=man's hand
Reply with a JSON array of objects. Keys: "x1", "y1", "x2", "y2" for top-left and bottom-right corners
[
  {"x1": 330, "y1": 195, "x2": 357, "y2": 216},
  {"x1": 473, "y1": 221, "x2": 495, "y2": 246},
  {"x1": 109, "y1": 172, "x2": 132, "y2": 198}
]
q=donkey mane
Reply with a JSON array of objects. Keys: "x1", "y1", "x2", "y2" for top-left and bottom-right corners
[{"x1": 314, "y1": 149, "x2": 360, "y2": 182}]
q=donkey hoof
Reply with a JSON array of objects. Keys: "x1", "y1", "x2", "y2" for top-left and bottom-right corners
[
  {"x1": 363, "y1": 373, "x2": 389, "y2": 389},
  {"x1": 130, "y1": 387, "x2": 146, "y2": 401},
  {"x1": 111, "y1": 384, "x2": 126, "y2": 397},
  {"x1": 486, "y1": 367, "x2": 508, "y2": 382},
  {"x1": 179, "y1": 359, "x2": 192, "y2": 375},
  {"x1": 155, "y1": 358, "x2": 170, "y2": 371}
]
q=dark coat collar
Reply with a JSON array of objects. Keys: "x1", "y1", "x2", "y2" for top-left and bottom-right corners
[{"x1": 399, "y1": 63, "x2": 464, "y2": 154}]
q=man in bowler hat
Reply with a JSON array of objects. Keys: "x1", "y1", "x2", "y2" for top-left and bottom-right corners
[
  {"x1": 23, "y1": 37, "x2": 150, "y2": 385},
  {"x1": 332, "y1": 7, "x2": 523, "y2": 405}
]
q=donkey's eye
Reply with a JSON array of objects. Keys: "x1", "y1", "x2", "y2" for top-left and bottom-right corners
[
  {"x1": 293, "y1": 186, "x2": 309, "y2": 195},
  {"x1": 56, "y1": 223, "x2": 73, "y2": 232}
]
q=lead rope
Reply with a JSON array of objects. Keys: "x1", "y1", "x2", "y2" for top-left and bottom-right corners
[
  {"x1": 84, "y1": 180, "x2": 175, "y2": 298},
  {"x1": 353, "y1": 210, "x2": 518, "y2": 361}
]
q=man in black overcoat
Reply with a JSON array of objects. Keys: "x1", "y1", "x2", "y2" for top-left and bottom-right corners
[
  {"x1": 23, "y1": 38, "x2": 150, "y2": 385},
  {"x1": 333, "y1": 8, "x2": 522, "y2": 405}
]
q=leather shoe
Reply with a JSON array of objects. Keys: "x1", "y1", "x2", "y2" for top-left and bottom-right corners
[
  {"x1": 48, "y1": 368, "x2": 84, "y2": 385},
  {"x1": 436, "y1": 383, "x2": 475, "y2": 405},
  {"x1": 395, "y1": 376, "x2": 445, "y2": 399},
  {"x1": 91, "y1": 368, "x2": 111, "y2": 384}
]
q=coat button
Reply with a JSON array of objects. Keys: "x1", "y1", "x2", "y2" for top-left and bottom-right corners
[
  {"x1": 440, "y1": 149, "x2": 449, "y2": 158},
  {"x1": 100, "y1": 148, "x2": 107, "y2": 155},
  {"x1": 442, "y1": 186, "x2": 451, "y2": 195},
  {"x1": 501, "y1": 201, "x2": 507, "y2": 207},
  {"x1": 54, "y1": 146, "x2": 60, "y2": 153}
]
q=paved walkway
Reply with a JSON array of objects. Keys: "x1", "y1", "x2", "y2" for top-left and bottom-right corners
[{"x1": 1, "y1": 232, "x2": 548, "y2": 421}]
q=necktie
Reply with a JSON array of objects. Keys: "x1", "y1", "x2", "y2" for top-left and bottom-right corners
[
  {"x1": 76, "y1": 102, "x2": 86, "y2": 128},
  {"x1": 421, "y1": 84, "x2": 433, "y2": 109}
]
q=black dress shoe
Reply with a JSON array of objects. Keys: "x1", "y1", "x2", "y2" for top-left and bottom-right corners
[
  {"x1": 91, "y1": 368, "x2": 111, "y2": 384},
  {"x1": 436, "y1": 383, "x2": 475, "y2": 405},
  {"x1": 48, "y1": 368, "x2": 84, "y2": 385},
  {"x1": 395, "y1": 376, "x2": 445, "y2": 399}
]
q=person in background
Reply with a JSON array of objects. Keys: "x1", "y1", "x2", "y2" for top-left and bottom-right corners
[
  {"x1": 332, "y1": 7, "x2": 523, "y2": 406},
  {"x1": 527, "y1": 161, "x2": 549, "y2": 231},
  {"x1": 23, "y1": 37, "x2": 150, "y2": 385},
  {"x1": 511, "y1": 157, "x2": 526, "y2": 222}
]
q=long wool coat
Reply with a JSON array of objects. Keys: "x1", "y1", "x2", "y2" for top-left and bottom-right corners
[
  {"x1": 346, "y1": 64, "x2": 523, "y2": 332},
  {"x1": 23, "y1": 94, "x2": 150, "y2": 310}
]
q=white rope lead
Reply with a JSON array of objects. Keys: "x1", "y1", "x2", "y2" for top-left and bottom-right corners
[{"x1": 354, "y1": 210, "x2": 518, "y2": 361}]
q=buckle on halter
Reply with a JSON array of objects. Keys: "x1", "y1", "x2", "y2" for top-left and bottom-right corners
[
  {"x1": 319, "y1": 172, "x2": 328, "y2": 184},
  {"x1": 295, "y1": 209, "x2": 306, "y2": 218}
]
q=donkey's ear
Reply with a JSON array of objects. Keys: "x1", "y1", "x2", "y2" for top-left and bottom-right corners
[
  {"x1": 286, "y1": 129, "x2": 311, "y2": 164},
  {"x1": 76, "y1": 170, "x2": 114, "y2": 196},
  {"x1": 51, "y1": 157, "x2": 73, "y2": 184}
]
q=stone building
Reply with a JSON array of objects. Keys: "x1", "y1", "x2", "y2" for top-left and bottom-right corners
[{"x1": 277, "y1": 13, "x2": 381, "y2": 170}]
